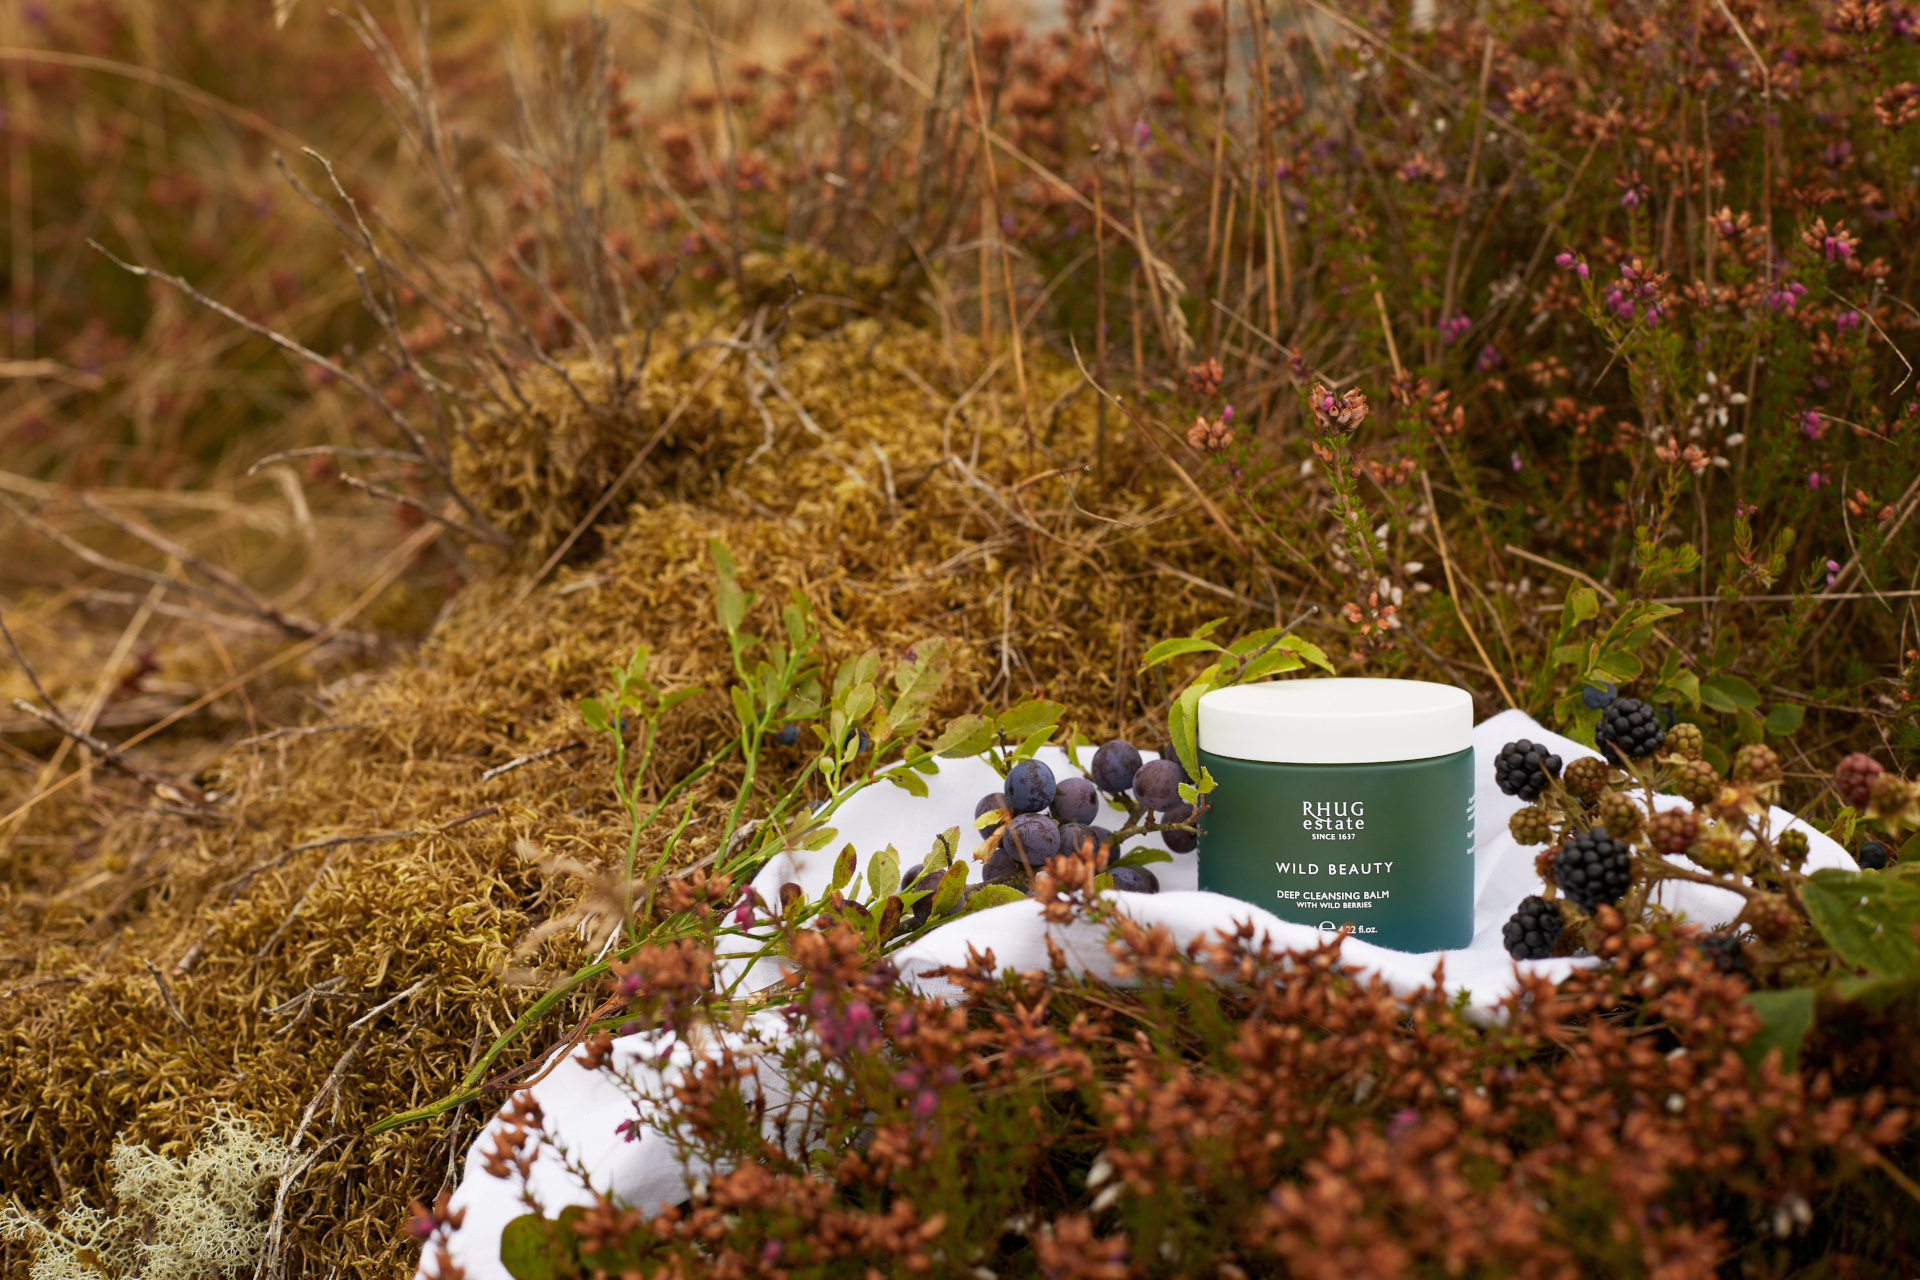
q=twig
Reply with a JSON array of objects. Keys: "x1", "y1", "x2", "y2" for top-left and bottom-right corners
[
  {"x1": 233, "y1": 723, "x2": 367, "y2": 749},
  {"x1": 1422, "y1": 473, "x2": 1517, "y2": 709},
  {"x1": 220, "y1": 805, "x2": 498, "y2": 900},
  {"x1": 254, "y1": 848, "x2": 339, "y2": 962},
  {"x1": 1504, "y1": 543, "x2": 1618, "y2": 604},
  {"x1": 1145, "y1": 558, "x2": 1274, "y2": 612},
  {"x1": 255, "y1": 1032, "x2": 373, "y2": 1280},
  {"x1": 143, "y1": 960, "x2": 205, "y2": 1047},
  {"x1": 481, "y1": 740, "x2": 586, "y2": 782},
  {"x1": 345, "y1": 975, "x2": 433, "y2": 1031},
  {"x1": 11, "y1": 699, "x2": 220, "y2": 816},
  {"x1": 335, "y1": 475, "x2": 511, "y2": 547}
]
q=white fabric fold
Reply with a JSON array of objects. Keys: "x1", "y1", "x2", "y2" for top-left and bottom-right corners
[{"x1": 425, "y1": 709, "x2": 1854, "y2": 1280}]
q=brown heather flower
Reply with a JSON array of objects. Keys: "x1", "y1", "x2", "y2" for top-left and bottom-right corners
[
  {"x1": 1186, "y1": 358, "x2": 1224, "y2": 396},
  {"x1": 1188, "y1": 413, "x2": 1234, "y2": 453},
  {"x1": 1875, "y1": 81, "x2": 1920, "y2": 126},
  {"x1": 1309, "y1": 381, "x2": 1370, "y2": 436}
]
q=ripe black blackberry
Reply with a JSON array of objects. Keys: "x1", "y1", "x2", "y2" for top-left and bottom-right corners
[
  {"x1": 1553, "y1": 826, "x2": 1634, "y2": 908},
  {"x1": 1594, "y1": 698, "x2": 1665, "y2": 764},
  {"x1": 1858, "y1": 839, "x2": 1892, "y2": 871},
  {"x1": 1699, "y1": 931, "x2": 1747, "y2": 976},
  {"x1": 1501, "y1": 895, "x2": 1564, "y2": 960},
  {"x1": 1494, "y1": 739, "x2": 1563, "y2": 802}
]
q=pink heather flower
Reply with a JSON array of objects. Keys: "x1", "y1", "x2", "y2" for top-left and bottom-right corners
[
  {"x1": 1386, "y1": 1108, "x2": 1420, "y2": 1142},
  {"x1": 762, "y1": 1241, "x2": 785, "y2": 1265},
  {"x1": 732, "y1": 894, "x2": 755, "y2": 927},
  {"x1": 1554, "y1": 250, "x2": 1589, "y2": 279},
  {"x1": 1824, "y1": 230, "x2": 1857, "y2": 262},
  {"x1": 1440, "y1": 312, "x2": 1471, "y2": 345},
  {"x1": 1826, "y1": 558, "x2": 1843, "y2": 587},
  {"x1": 1477, "y1": 343, "x2": 1504, "y2": 372},
  {"x1": 1736, "y1": 501, "x2": 1760, "y2": 518},
  {"x1": 1274, "y1": 159, "x2": 1294, "y2": 182},
  {"x1": 1132, "y1": 118, "x2": 1151, "y2": 149},
  {"x1": 1808, "y1": 470, "x2": 1829, "y2": 490},
  {"x1": 1511, "y1": 451, "x2": 1524, "y2": 472},
  {"x1": 1800, "y1": 410, "x2": 1824, "y2": 440},
  {"x1": 1836, "y1": 310, "x2": 1863, "y2": 330},
  {"x1": 1765, "y1": 281, "x2": 1808, "y2": 312},
  {"x1": 911, "y1": 1088, "x2": 939, "y2": 1118}
]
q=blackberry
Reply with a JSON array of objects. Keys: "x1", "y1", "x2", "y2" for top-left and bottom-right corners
[
  {"x1": 1581, "y1": 681, "x2": 1618, "y2": 710},
  {"x1": 1508, "y1": 806, "x2": 1554, "y2": 846},
  {"x1": 1671, "y1": 758, "x2": 1722, "y2": 805},
  {"x1": 1051, "y1": 777, "x2": 1100, "y2": 826},
  {"x1": 1161, "y1": 800, "x2": 1198, "y2": 853},
  {"x1": 1833, "y1": 753, "x2": 1884, "y2": 809},
  {"x1": 1494, "y1": 739, "x2": 1564, "y2": 801},
  {"x1": 1090, "y1": 740, "x2": 1143, "y2": 794},
  {"x1": 1858, "y1": 839, "x2": 1892, "y2": 871},
  {"x1": 1776, "y1": 829, "x2": 1810, "y2": 872},
  {"x1": 1501, "y1": 895, "x2": 1564, "y2": 960},
  {"x1": 1699, "y1": 931, "x2": 1748, "y2": 976},
  {"x1": 1563, "y1": 756, "x2": 1611, "y2": 802},
  {"x1": 1595, "y1": 698, "x2": 1665, "y2": 764},
  {"x1": 1646, "y1": 808, "x2": 1698, "y2": 856},
  {"x1": 1596, "y1": 790, "x2": 1643, "y2": 837},
  {"x1": 1005, "y1": 759, "x2": 1057, "y2": 814},
  {"x1": 1689, "y1": 829, "x2": 1742, "y2": 876},
  {"x1": 1108, "y1": 866, "x2": 1160, "y2": 894},
  {"x1": 1553, "y1": 826, "x2": 1634, "y2": 908},
  {"x1": 1733, "y1": 743, "x2": 1782, "y2": 786},
  {"x1": 1132, "y1": 758, "x2": 1184, "y2": 811},
  {"x1": 1665, "y1": 723, "x2": 1705, "y2": 761}
]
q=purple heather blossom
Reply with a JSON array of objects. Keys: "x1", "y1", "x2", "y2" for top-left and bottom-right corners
[
  {"x1": 1440, "y1": 312, "x2": 1472, "y2": 345},
  {"x1": 1800, "y1": 410, "x2": 1824, "y2": 440},
  {"x1": 1511, "y1": 451, "x2": 1524, "y2": 472},
  {"x1": 1826, "y1": 558, "x2": 1843, "y2": 587},
  {"x1": 1386, "y1": 1108, "x2": 1420, "y2": 1142},
  {"x1": 1808, "y1": 470, "x2": 1829, "y2": 490}
]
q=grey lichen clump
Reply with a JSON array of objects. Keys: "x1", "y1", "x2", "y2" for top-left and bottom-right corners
[{"x1": 0, "y1": 1111, "x2": 285, "y2": 1280}]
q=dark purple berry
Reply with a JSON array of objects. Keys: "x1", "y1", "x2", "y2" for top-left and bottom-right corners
[
  {"x1": 1058, "y1": 823, "x2": 1107, "y2": 857},
  {"x1": 774, "y1": 723, "x2": 800, "y2": 746},
  {"x1": 975, "y1": 792, "x2": 1009, "y2": 838},
  {"x1": 1132, "y1": 758, "x2": 1183, "y2": 811},
  {"x1": 1052, "y1": 776, "x2": 1099, "y2": 825},
  {"x1": 1594, "y1": 698, "x2": 1665, "y2": 764},
  {"x1": 1005, "y1": 759, "x2": 1057, "y2": 815},
  {"x1": 1108, "y1": 865, "x2": 1160, "y2": 893},
  {"x1": 1161, "y1": 800, "x2": 1197, "y2": 853},
  {"x1": 1090, "y1": 740, "x2": 1142, "y2": 794},
  {"x1": 1858, "y1": 840, "x2": 1892, "y2": 871},
  {"x1": 1002, "y1": 812, "x2": 1061, "y2": 874}
]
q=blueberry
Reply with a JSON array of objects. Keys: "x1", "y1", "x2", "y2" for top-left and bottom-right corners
[
  {"x1": 845, "y1": 726, "x2": 872, "y2": 755},
  {"x1": 774, "y1": 723, "x2": 800, "y2": 746},
  {"x1": 1051, "y1": 776, "x2": 1099, "y2": 825},
  {"x1": 1581, "y1": 681, "x2": 1618, "y2": 711},
  {"x1": 1160, "y1": 800, "x2": 1197, "y2": 853},
  {"x1": 1058, "y1": 822, "x2": 1104, "y2": 857},
  {"x1": 1108, "y1": 866, "x2": 1160, "y2": 893},
  {"x1": 1090, "y1": 740, "x2": 1142, "y2": 794},
  {"x1": 1132, "y1": 758, "x2": 1183, "y2": 811},
  {"x1": 1002, "y1": 812, "x2": 1061, "y2": 873},
  {"x1": 1005, "y1": 758, "x2": 1056, "y2": 814},
  {"x1": 975, "y1": 792, "x2": 1009, "y2": 838},
  {"x1": 1859, "y1": 840, "x2": 1891, "y2": 871},
  {"x1": 906, "y1": 866, "x2": 948, "y2": 925}
]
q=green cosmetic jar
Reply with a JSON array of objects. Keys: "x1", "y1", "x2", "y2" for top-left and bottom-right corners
[{"x1": 1196, "y1": 678, "x2": 1475, "y2": 952}]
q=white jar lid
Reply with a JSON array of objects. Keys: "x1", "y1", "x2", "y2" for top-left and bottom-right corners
[{"x1": 1198, "y1": 677, "x2": 1473, "y2": 765}]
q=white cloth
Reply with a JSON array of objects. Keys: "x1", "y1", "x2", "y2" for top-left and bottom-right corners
[{"x1": 424, "y1": 709, "x2": 1854, "y2": 1280}]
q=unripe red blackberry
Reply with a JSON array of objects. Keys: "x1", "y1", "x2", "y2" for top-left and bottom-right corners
[
  {"x1": 1647, "y1": 808, "x2": 1698, "y2": 856},
  {"x1": 1563, "y1": 756, "x2": 1610, "y2": 802},
  {"x1": 1733, "y1": 743, "x2": 1782, "y2": 785},
  {"x1": 1666, "y1": 722, "x2": 1705, "y2": 761},
  {"x1": 1509, "y1": 806, "x2": 1555, "y2": 846},
  {"x1": 1833, "y1": 752, "x2": 1884, "y2": 808},
  {"x1": 1596, "y1": 790, "x2": 1642, "y2": 836},
  {"x1": 1672, "y1": 758, "x2": 1722, "y2": 805},
  {"x1": 1595, "y1": 697, "x2": 1665, "y2": 764}
]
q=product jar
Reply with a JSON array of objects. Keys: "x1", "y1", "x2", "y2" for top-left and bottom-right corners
[{"x1": 1196, "y1": 677, "x2": 1475, "y2": 952}]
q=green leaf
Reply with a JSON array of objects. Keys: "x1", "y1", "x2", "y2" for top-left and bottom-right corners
[
  {"x1": 1700, "y1": 673, "x2": 1763, "y2": 712},
  {"x1": 925, "y1": 827, "x2": 960, "y2": 876},
  {"x1": 885, "y1": 767, "x2": 930, "y2": 798},
  {"x1": 1064, "y1": 731, "x2": 1092, "y2": 771},
  {"x1": 1740, "y1": 988, "x2": 1815, "y2": 1074},
  {"x1": 829, "y1": 844, "x2": 858, "y2": 897},
  {"x1": 730, "y1": 685, "x2": 757, "y2": 730},
  {"x1": 1239, "y1": 648, "x2": 1307, "y2": 682},
  {"x1": 929, "y1": 862, "x2": 969, "y2": 920},
  {"x1": 1801, "y1": 868, "x2": 1920, "y2": 979},
  {"x1": 867, "y1": 846, "x2": 901, "y2": 901},
  {"x1": 875, "y1": 895, "x2": 904, "y2": 938},
  {"x1": 660, "y1": 686, "x2": 703, "y2": 713},
  {"x1": 1733, "y1": 705, "x2": 1765, "y2": 745},
  {"x1": 577, "y1": 697, "x2": 610, "y2": 733},
  {"x1": 933, "y1": 714, "x2": 996, "y2": 759},
  {"x1": 1009, "y1": 724, "x2": 1055, "y2": 762},
  {"x1": 1168, "y1": 682, "x2": 1208, "y2": 782},
  {"x1": 963, "y1": 884, "x2": 1029, "y2": 914},
  {"x1": 1763, "y1": 702, "x2": 1806, "y2": 736},
  {"x1": 1561, "y1": 587, "x2": 1600, "y2": 632},
  {"x1": 1591, "y1": 648, "x2": 1644, "y2": 684},
  {"x1": 1140, "y1": 635, "x2": 1228, "y2": 670},
  {"x1": 500, "y1": 1213, "x2": 580, "y2": 1280},
  {"x1": 842, "y1": 683, "x2": 877, "y2": 725},
  {"x1": 996, "y1": 699, "x2": 1066, "y2": 740},
  {"x1": 783, "y1": 599, "x2": 808, "y2": 648},
  {"x1": 1109, "y1": 846, "x2": 1173, "y2": 870},
  {"x1": 1830, "y1": 972, "x2": 1920, "y2": 1011},
  {"x1": 1659, "y1": 669, "x2": 1701, "y2": 713},
  {"x1": 1278, "y1": 634, "x2": 1335, "y2": 675},
  {"x1": 710, "y1": 541, "x2": 749, "y2": 635}
]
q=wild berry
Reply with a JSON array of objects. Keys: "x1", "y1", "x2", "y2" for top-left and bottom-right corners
[
  {"x1": 1689, "y1": 829, "x2": 1743, "y2": 875},
  {"x1": 1672, "y1": 758, "x2": 1722, "y2": 805},
  {"x1": 1596, "y1": 790, "x2": 1643, "y2": 837},
  {"x1": 1699, "y1": 931, "x2": 1748, "y2": 975},
  {"x1": 1509, "y1": 806, "x2": 1555, "y2": 846},
  {"x1": 1646, "y1": 808, "x2": 1698, "y2": 856},
  {"x1": 1777, "y1": 829, "x2": 1811, "y2": 871},
  {"x1": 1005, "y1": 759, "x2": 1057, "y2": 814},
  {"x1": 1581, "y1": 681, "x2": 1618, "y2": 710},
  {"x1": 1595, "y1": 698, "x2": 1665, "y2": 764},
  {"x1": 1858, "y1": 839, "x2": 1892, "y2": 871},
  {"x1": 1090, "y1": 740, "x2": 1143, "y2": 794},
  {"x1": 1563, "y1": 756, "x2": 1611, "y2": 802},
  {"x1": 975, "y1": 792, "x2": 1010, "y2": 838},
  {"x1": 1553, "y1": 826, "x2": 1634, "y2": 908},
  {"x1": 1108, "y1": 865, "x2": 1160, "y2": 893},
  {"x1": 1501, "y1": 896, "x2": 1564, "y2": 960},
  {"x1": 1733, "y1": 743, "x2": 1782, "y2": 785},
  {"x1": 1834, "y1": 752, "x2": 1884, "y2": 808},
  {"x1": 1132, "y1": 758, "x2": 1184, "y2": 811},
  {"x1": 1058, "y1": 823, "x2": 1106, "y2": 857},
  {"x1": 1665, "y1": 723, "x2": 1705, "y2": 761},
  {"x1": 1002, "y1": 812, "x2": 1061, "y2": 873},
  {"x1": 1051, "y1": 776, "x2": 1100, "y2": 826},
  {"x1": 1160, "y1": 800, "x2": 1197, "y2": 853},
  {"x1": 1494, "y1": 739, "x2": 1563, "y2": 801},
  {"x1": 774, "y1": 723, "x2": 800, "y2": 746}
]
